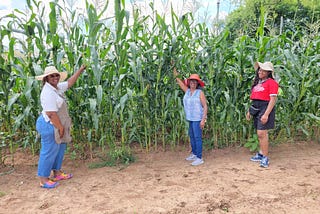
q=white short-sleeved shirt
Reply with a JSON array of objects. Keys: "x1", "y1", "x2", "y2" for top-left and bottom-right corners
[{"x1": 41, "y1": 82, "x2": 68, "y2": 122}]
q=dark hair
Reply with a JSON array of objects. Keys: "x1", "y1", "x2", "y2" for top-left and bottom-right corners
[
  {"x1": 42, "y1": 77, "x2": 48, "y2": 87},
  {"x1": 251, "y1": 68, "x2": 274, "y2": 89}
]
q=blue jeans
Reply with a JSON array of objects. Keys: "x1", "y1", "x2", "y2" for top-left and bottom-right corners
[
  {"x1": 188, "y1": 121, "x2": 203, "y2": 159},
  {"x1": 36, "y1": 115, "x2": 67, "y2": 177}
]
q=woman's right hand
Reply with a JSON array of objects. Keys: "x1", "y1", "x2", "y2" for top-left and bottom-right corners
[
  {"x1": 246, "y1": 111, "x2": 251, "y2": 121},
  {"x1": 46, "y1": 111, "x2": 65, "y2": 138},
  {"x1": 58, "y1": 126, "x2": 64, "y2": 138},
  {"x1": 171, "y1": 60, "x2": 179, "y2": 77},
  {"x1": 173, "y1": 67, "x2": 179, "y2": 77}
]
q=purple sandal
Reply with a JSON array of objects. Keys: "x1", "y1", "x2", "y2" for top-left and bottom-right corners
[
  {"x1": 53, "y1": 172, "x2": 73, "y2": 181},
  {"x1": 40, "y1": 180, "x2": 59, "y2": 189}
]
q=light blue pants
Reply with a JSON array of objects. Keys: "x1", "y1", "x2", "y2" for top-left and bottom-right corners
[
  {"x1": 188, "y1": 121, "x2": 203, "y2": 159},
  {"x1": 36, "y1": 115, "x2": 66, "y2": 177}
]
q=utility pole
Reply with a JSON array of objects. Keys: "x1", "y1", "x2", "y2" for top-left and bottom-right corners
[
  {"x1": 216, "y1": 0, "x2": 220, "y2": 21},
  {"x1": 216, "y1": 0, "x2": 220, "y2": 34}
]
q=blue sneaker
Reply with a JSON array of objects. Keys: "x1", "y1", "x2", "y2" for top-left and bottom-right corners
[
  {"x1": 250, "y1": 153, "x2": 263, "y2": 162},
  {"x1": 260, "y1": 156, "x2": 269, "y2": 168}
]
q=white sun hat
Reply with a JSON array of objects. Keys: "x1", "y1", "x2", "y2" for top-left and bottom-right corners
[
  {"x1": 35, "y1": 66, "x2": 67, "y2": 81},
  {"x1": 254, "y1": 61, "x2": 274, "y2": 78}
]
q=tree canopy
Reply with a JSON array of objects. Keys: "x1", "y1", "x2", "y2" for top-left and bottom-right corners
[{"x1": 225, "y1": 0, "x2": 320, "y2": 38}]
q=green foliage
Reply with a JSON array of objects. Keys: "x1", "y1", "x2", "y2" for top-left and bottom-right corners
[
  {"x1": 225, "y1": 0, "x2": 320, "y2": 39},
  {"x1": 0, "y1": 191, "x2": 6, "y2": 197},
  {"x1": 88, "y1": 146, "x2": 135, "y2": 168},
  {"x1": 244, "y1": 134, "x2": 259, "y2": 152}
]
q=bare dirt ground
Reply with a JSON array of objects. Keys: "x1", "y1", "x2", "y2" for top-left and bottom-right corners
[{"x1": 0, "y1": 141, "x2": 320, "y2": 214}]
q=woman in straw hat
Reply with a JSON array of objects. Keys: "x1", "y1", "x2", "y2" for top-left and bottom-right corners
[
  {"x1": 173, "y1": 65, "x2": 208, "y2": 166},
  {"x1": 35, "y1": 64, "x2": 86, "y2": 188},
  {"x1": 246, "y1": 61, "x2": 279, "y2": 168}
]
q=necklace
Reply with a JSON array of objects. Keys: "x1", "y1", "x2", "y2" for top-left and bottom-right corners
[{"x1": 258, "y1": 78, "x2": 270, "y2": 84}]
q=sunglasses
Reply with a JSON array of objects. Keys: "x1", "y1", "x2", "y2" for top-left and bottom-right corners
[{"x1": 48, "y1": 74, "x2": 60, "y2": 78}]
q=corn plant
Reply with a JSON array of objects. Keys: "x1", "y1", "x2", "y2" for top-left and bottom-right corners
[{"x1": 0, "y1": 0, "x2": 319, "y2": 164}]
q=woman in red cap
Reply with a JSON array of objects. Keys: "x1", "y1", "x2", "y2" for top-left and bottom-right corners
[
  {"x1": 173, "y1": 66, "x2": 208, "y2": 166},
  {"x1": 246, "y1": 61, "x2": 279, "y2": 168}
]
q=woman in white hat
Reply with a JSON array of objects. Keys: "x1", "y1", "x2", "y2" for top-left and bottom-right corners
[
  {"x1": 173, "y1": 65, "x2": 208, "y2": 166},
  {"x1": 35, "y1": 64, "x2": 86, "y2": 188},
  {"x1": 246, "y1": 61, "x2": 279, "y2": 168}
]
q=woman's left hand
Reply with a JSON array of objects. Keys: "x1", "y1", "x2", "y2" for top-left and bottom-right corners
[
  {"x1": 200, "y1": 119, "x2": 206, "y2": 129},
  {"x1": 261, "y1": 114, "x2": 268, "y2": 124},
  {"x1": 80, "y1": 64, "x2": 87, "y2": 72}
]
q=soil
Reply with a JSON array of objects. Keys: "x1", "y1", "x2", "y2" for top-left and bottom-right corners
[{"x1": 0, "y1": 141, "x2": 320, "y2": 214}]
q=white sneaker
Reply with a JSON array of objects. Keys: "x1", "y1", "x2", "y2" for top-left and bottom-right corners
[
  {"x1": 191, "y1": 158, "x2": 204, "y2": 166},
  {"x1": 185, "y1": 154, "x2": 197, "y2": 161}
]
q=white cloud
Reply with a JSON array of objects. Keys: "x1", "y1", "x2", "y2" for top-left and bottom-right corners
[
  {"x1": 1, "y1": 0, "x2": 234, "y2": 22},
  {"x1": 0, "y1": 0, "x2": 236, "y2": 34},
  {"x1": 0, "y1": 1, "x2": 11, "y2": 9},
  {"x1": 0, "y1": 1, "x2": 12, "y2": 18}
]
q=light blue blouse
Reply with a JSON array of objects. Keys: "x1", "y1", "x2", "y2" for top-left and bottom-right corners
[{"x1": 183, "y1": 89, "x2": 203, "y2": 121}]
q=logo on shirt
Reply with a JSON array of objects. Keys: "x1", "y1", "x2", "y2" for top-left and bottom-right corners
[{"x1": 253, "y1": 84, "x2": 265, "y2": 92}]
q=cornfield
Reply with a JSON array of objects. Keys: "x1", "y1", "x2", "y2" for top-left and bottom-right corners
[{"x1": 0, "y1": 0, "x2": 319, "y2": 165}]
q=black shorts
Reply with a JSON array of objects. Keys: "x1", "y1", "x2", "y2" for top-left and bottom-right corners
[{"x1": 252, "y1": 100, "x2": 276, "y2": 130}]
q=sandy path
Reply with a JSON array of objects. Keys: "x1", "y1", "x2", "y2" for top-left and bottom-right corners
[{"x1": 0, "y1": 142, "x2": 319, "y2": 213}]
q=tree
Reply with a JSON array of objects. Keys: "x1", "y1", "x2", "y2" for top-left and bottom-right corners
[{"x1": 225, "y1": 0, "x2": 320, "y2": 39}]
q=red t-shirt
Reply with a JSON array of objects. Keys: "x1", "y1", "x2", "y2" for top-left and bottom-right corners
[{"x1": 250, "y1": 79, "x2": 279, "y2": 101}]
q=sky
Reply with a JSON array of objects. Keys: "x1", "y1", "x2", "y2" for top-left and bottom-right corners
[
  {"x1": 0, "y1": 0, "x2": 238, "y2": 22},
  {"x1": 0, "y1": 0, "x2": 25, "y2": 14},
  {"x1": 0, "y1": 0, "x2": 238, "y2": 50}
]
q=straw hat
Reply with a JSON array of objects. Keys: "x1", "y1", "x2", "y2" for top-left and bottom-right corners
[
  {"x1": 35, "y1": 66, "x2": 67, "y2": 81},
  {"x1": 254, "y1": 61, "x2": 274, "y2": 77},
  {"x1": 187, "y1": 74, "x2": 205, "y2": 87}
]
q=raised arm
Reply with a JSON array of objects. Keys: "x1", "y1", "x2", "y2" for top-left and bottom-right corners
[
  {"x1": 173, "y1": 66, "x2": 188, "y2": 92},
  {"x1": 67, "y1": 64, "x2": 87, "y2": 89}
]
